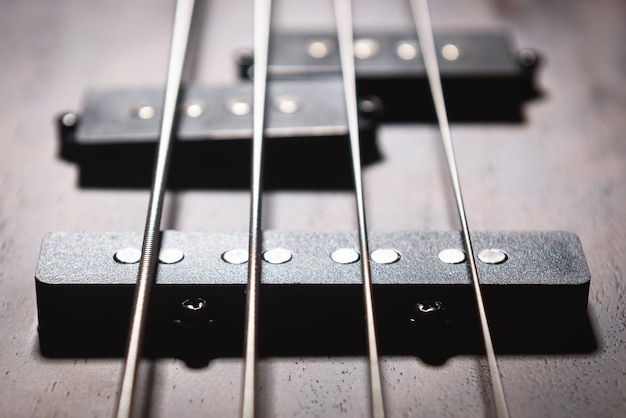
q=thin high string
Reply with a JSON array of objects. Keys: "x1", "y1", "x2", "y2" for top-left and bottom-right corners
[
  {"x1": 333, "y1": 1, "x2": 385, "y2": 417},
  {"x1": 115, "y1": 1, "x2": 196, "y2": 417},
  {"x1": 241, "y1": 0, "x2": 272, "y2": 417},
  {"x1": 408, "y1": 1, "x2": 510, "y2": 417}
]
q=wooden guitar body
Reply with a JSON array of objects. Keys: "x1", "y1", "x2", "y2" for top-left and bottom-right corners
[{"x1": 1, "y1": 0, "x2": 624, "y2": 416}]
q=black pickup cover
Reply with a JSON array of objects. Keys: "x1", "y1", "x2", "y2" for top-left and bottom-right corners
[
  {"x1": 59, "y1": 79, "x2": 379, "y2": 189},
  {"x1": 35, "y1": 230, "x2": 592, "y2": 362},
  {"x1": 239, "y1": 31, "x2": 540, "y2": 122}
]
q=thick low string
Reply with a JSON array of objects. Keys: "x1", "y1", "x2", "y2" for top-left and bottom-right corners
[
  {"x1": 241, "y1": 0, "x2": 273, "y2": 417},
  {"x1": 408, "y1": 0, "x2": 510, "y2": 417},
  {"x1": 333, "y1": 1, "x2": 385, "y2": 417},
  {"x1": 115, "y1": 1, "x2": 196, "y2": 417}
]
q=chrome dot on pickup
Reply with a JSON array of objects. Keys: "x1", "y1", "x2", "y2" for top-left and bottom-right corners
[
  {"x1": 354, "y1": 38, "x2": 380, "y2": 59},
  {"x1": 158, "y1": 248, "x2": 184, "y2": 264},
  {"x1": 438, "y1": 248, "x2": 466, "y2": 264},
  {"x1": 113, "y1": 248, "x2": 185, "y2": 264},
  {"x1": 225, "y1": 99, "x2": 251, "y2": 116},
  {"x1": 184, "y1": 102, "x2": 203, "y2": 118},
  {"x1": 441, "y1": 43, "x2": 461, "y2": 61},
  {"x1": 274, "y1": 95, "x2": 300, "y2": 114},
  {"x1": 371, "y1": 249, "x2": 401, "y2": 264},
  {"x1": 307, "y1": 39, "x2": 334, "y2": 59},
  {"x1": 135, "y1": 105, "x2": 156, "y2": 120},
  {"x1": 396, "y1": 40, "x2": 420, "y2": 60},
  {"x1": 222, "y1": 249, "x2": 249, "y2": 265},
  {"x1": 478, "y1": 249, "x2": 508, "y2": 264},
  {"x1": 115, "y1": 246, "x2": 509, "y2": 266},
  {"x1": 114, "y1": 248, "x2": 141, "y2": 264},
  {"x1": 331, "y1": 248, "x2": 360, "y2": 264},
  {"x1": 262, "y1": 248, "x2": 292, "y2": 264}
]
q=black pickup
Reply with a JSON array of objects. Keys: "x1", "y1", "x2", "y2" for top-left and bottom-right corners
[
  {"x1": 35, "y1": 230, "x2": 593, "y2": 363},
  {"x1": 238, "y1": 31, "x2": 540, "y2": 122},
  {"x1": 58, "y1": 79, "x2": 380, "y2": 189}
]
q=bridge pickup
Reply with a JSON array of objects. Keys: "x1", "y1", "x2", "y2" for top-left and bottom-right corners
[
  {"x1": 58, "y1": 79, "x2": 379, "y2": 189},
  {"x1": 35, "y1": 230, "x2": 592, "y2": 362},
  {"x1": 238, "y1": 31, "x2": 540, "y2": 122}
]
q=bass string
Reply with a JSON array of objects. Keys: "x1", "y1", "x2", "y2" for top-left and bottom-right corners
[
  {"x1": 332, "y1": 0, "x2": 386, "y2": 417},
  {"x1": 114, "y1": 1, "x2": 508, "y2": 418},
  {"x1": 408, "y1": 0, "x2": 510, "y2": 417},
  {"x1": 241, "y1": 0, "x2": 386, "y2": 416},
  {"x1": 115, "y1": 1, "x2": 197, "y2": 418},
  {"x1": 241, "y1": 0, "x2": 272, "y2": 417}
]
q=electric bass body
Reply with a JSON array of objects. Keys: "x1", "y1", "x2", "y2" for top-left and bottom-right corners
[{"x1": 1, "y1": 0, "x2": 624, "y2": 417}]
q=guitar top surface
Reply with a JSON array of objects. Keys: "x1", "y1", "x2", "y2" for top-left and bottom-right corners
[{"x1": 1, "y1": 0, "x2": 625, "y2": 417}]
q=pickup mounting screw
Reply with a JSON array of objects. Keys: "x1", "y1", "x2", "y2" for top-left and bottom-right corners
[
  {"x1": 517, "y1": 48, "x2": 538, "y2": 68},
  {"x1": 416, "y1": 300, "x2": 443, "y2": 314},
  {"x1": 61, "y1": 112, "x2": 78, "y2": 127},
  {"x1": 358, "y1": 96, "x2": 383, "y2": 116},
  {"x1": 182, "y1": 297, "x2": 207, "y2": 313}
]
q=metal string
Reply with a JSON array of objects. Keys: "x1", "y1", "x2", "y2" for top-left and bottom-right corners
[
  {"x1": 115, "y1": 1, "x2": 196, "y2": 418},
  {"x1": 408, "y1": 1, "x2": 510, "y2": 417},
  {"x1": 241, "y1": 0, "x2": 272, "y2": 417},
  {"x1": 333, "y1": 1, "x2": 385, "y2": 417}
]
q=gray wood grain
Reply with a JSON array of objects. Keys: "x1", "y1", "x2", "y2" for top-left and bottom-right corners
[{"x1": 0, "y1": 0, "x2": 624, "y2": 416}]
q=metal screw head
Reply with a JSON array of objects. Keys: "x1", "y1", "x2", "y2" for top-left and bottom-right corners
[
  {"x1": 235, "y1": 48, "x2": 254, "y2": 66},
  {"x1": 410, "y1": 300, "x2": 448, "y2": 327},
  {"x1": 359, "y1": 99, "x2": 376, "y2": 113},
  {"x1": 226, "y1": 99, "x2": 251, "y2": 116},
  {"x1": 61, "y1": 112, "x2": 78, "y2": 127},
  {"x1": 441, "y1": 44, "x2": 460, "y2": 61},
  {"x1": 416, "y1": 300, "x2": 443, "y2": 314},
  {"x1": 136, "y1": 105, "x2": 156, "y2": 120},
  {"x1": 246, "y1": 65, "x2": 255, "y2": 80},
  {"x1": 517, "y1": 48, "x2": 539, "y2": 68},
  {"x1": 354, "y1": 38, "x2": 380, "y2": 59},
  {"x1": 175, "y1": 297, "x2": 214, "y2": 328},
  {"x1": 331, "y1": 248, "x2": 360, "y2": 264},
  {"x1": 358, "y1": 96, "x2": 383, "y2": 117},
  {"x1": 181, "y1": 297, "x2": 207, "y2": 313}
]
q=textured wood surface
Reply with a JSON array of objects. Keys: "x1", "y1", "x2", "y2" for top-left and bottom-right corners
[{"x1": 0, "y1": 0, "x2": 624, "y2": 416}]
